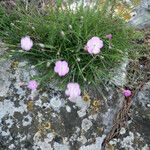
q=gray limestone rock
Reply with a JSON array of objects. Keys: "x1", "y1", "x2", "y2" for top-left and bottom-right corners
[
  {"x1": 0, "y1": 42, "x2": 11, "y2": 97},
  {"x1": 129, "y1": 0, "x2": 150, "y2": 28}
]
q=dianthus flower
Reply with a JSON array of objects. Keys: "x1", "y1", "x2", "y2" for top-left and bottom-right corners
[
  {"x1": 123, "y1": 89, "x2": 132, "y2": 97},
  {"x1": 65, "y1": 83, "x2": 81, "y2": 101},
  {"x1": 85, "y1": 37, "x2": 103, "y2": 54},
  {"x1": 54, "y1": 60, "x2": 69, "y2": 77},
  {"x1": 27, "y1": 80, "x2": 38, "y2": 91},
  {"x1": 21, "y1": 36, "x2": 33, "y2": 51}
]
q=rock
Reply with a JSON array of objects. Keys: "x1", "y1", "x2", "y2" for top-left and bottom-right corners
[
  {"x1": 112, "y1": 59, "x2": 128, "y2": 87},
  {"x1": 141, "y1": 0, "x2": 150, "y2": 10},
  {"x1": 53, "y1": 142, "x2": 70, "y2": 150},
  {"x1": 129, "y1": 0, "x2": 150, "y2": 28},
  {"x1": 0, "y1": 62, "x2": 11, "y2": 97},
  {"x1": 136, "y1": 81, "x2": 150, "y2": 109},
  {"x1": 79, "y1": 135, "x2": 106, "y2": 150},
  {"x1": 0, "y1": 42, "x2": 11, "y2": 97}
]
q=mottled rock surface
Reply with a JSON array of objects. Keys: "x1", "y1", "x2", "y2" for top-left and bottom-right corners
[
  {"x1": 0, "y1": 40, "x2": 150, "y2": 150},
  {"x1": 129, "y1": 0, "x2": 150, "y2": 28}
]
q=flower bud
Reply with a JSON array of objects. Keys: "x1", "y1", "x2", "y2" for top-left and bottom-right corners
[
  {"x1": 11, "y1": 50, "x2": 15, "y2": 52},
  {"x1": 69, "y1": 25, "x2": 73, "y2": 30},
  {"x1": 32, "y1": 26, "x2": 35, "y2": 30},
  {"x1": 10, "y1": 23, "x2": 15, "y2": 26},
  {"x1": 123, "y1": 89, "x2": 132, "y2": 97},
  {"x1": 80, "y1": 16, "x2": 84, "y2": 20},
  {"x1": 60, "y1": 31, "x2": 65, "y2": 37},
  {"x1": 18, "y1": 50, "x2": 23, "y2": 53},
  {"x1": 84, "y1": 78, "x2": 87, "y2": 81},
  {"x1": 47, "y1": 62, "x2": 51, "y2": 67},
  {"x1": 77, "y1": 58, "x2": 81, "y2": 62},
  {"x1": 39, "y1": 43, "x2": 45, "y2": 48}
]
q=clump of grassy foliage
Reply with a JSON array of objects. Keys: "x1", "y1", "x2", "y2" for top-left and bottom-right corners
[{"x1": 0, "y1": 0, "x2": 137, "y2": 88}]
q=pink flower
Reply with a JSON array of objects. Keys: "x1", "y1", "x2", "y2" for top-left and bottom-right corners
[
  {"x1": 123, "y1": 89, "x2": 132, "y2": 97},
  {"x1": 27, "y1": 80, "x2": 38, "y2": 91},
  {"x1": 65, "y1": 83, "x2": 81, "y2": 100},
  {"x1": 86, "y1": 37, "x2": 103, "y2": 54},
  {"x1": 54, "y1": 60, "x2": 69, "y2": 76},
  {"x1": 106, "y1": 34, "x2": 112, "y2": 39},
  {"x1": 21, "y1": 36, "x2": 33, "y2": 51}
]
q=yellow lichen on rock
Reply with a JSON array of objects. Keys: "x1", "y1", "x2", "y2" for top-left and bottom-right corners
[
  {"x1": 27, "y1": 100, "x2": 34, "y2": 111},
  {"x1": 82, "y1": 91, "x2": 91, "y2": 102},
  {"x1": 92, "y1": 100, "x2": 101, "y2": 111}
]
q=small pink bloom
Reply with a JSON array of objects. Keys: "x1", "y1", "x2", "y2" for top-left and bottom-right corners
[
  {"x1": 65, "y1": 83, "x2": 81, "y2": 101},
  {"x1": 27, "y1": 80, "x2": 38, "y2": 91},
  {"x1": 54, "y1": 60, "x2": 69, "y2": 77},
  {"x1": 86, "y1": 37, "x2": 103, "y2": 54},
  {"x1": 106, "y1": 34, "x2": 112, "y2": 39},
  {"x1": 123, "y1": 89, "x2": 132, "y2": 97},
  {"x1": 21, "y1": 36, "x2": 33, "y2": 51}
]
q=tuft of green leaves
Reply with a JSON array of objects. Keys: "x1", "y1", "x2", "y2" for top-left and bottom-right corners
[{"x1": 0, "y1": 2, "x2": 137, "y2": 88}]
